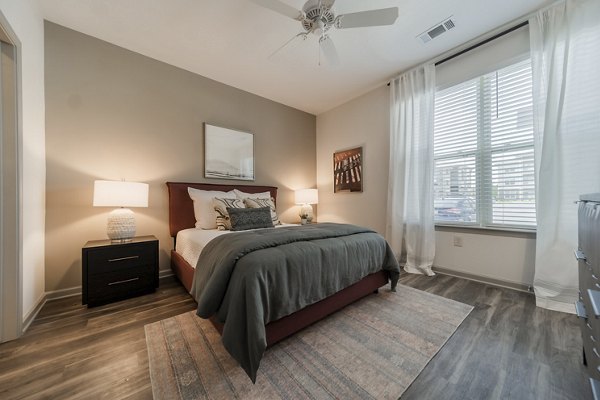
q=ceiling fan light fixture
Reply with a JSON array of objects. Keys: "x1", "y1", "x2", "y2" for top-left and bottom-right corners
[{"x1": 251, "y1": 0, "x2": 399, "y2": 65}]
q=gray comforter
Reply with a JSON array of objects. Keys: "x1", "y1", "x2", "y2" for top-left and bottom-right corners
[{"x1": 191, "y1": 222, "x2": 400, "y2": 382}]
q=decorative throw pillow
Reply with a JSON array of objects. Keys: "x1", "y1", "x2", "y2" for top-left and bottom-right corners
[
  {"x1": 188, "y1": 187, "x2": 237, "y2": 229},
  {"x1": 244, "y1": 197, "x2": 281, "y2": 225},
  {"x1": 228, "y1": 207, "x2": 274, "y2": 231},
  {"x1": 213, "y1": 197, "x2": 245, "y2": 230}
]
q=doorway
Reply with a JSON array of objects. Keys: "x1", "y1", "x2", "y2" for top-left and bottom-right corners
[{"x1": 0, "y1": 12, "x2": 22, "y2": 343}]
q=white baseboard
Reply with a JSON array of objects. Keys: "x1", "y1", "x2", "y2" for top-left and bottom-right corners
[
  {"x1": 21, "y1": 272, "x2": 174, "y2": 334},
  {"x1": 22, "y1": 292, "x2": 46, "y2": 333},
  {"x1": 22, "y1": 286, "x2": 82, "y2": 333},
  {"x1": 46, "y1": 286, "x2": 83, "y2": 301},
  {"x1": 432, "y1": 266, "x2": 533, "y2": 293},
  {"x1": 159, "y1": 269, "x2": 174, "y2": 279}
]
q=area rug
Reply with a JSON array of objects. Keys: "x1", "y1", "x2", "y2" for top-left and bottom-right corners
[{"x1": 145, "y1": 285, "x2": 472, "y2": 400}]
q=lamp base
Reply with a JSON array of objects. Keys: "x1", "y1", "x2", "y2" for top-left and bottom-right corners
[
  {"x1": 299, "y1": 204, "x2": 314, "y2": 223},
  {"x1": 107, "y1": 208, "x2": 136, "y2": 241}
]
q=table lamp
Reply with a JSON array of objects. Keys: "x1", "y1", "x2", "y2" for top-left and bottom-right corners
[
  {"x1": 295, "y1": 188, "x2": 318, "y2": 224},
  {"x1": 93, "y1": 180, "x2": 149, "y2": 241}
]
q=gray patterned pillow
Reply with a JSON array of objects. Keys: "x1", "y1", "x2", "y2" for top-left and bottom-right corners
[
  {"x1": 243, "y1": 197, "x2": 281, "y2": 225},
  {"x1": 213, "y1": 197, "x2": 245, "y2": 230},
  {"x1": 227, "y1": 207, "x2": 274, "y2": 231}
]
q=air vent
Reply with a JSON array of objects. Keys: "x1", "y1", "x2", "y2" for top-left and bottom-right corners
[{"x1": 418, "y1": 17, "x2": 456, "y2": 43}]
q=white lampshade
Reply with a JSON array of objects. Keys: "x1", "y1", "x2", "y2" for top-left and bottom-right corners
[
  {"x1": 93, "y1": 180, "x2": 149, "y2": 208},
  {"x1": 93, "y1": 180, "x2": 148, "y2": 241},
  {"x1": 295, "y1": 188, "x2": 319, "y2": 205}
]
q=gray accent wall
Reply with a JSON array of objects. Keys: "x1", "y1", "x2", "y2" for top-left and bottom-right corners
[{"x1": 44, "y1": 22, "x2": 316, "y2": 293}]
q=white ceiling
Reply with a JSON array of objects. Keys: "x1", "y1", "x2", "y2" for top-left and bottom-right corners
[{"x1": 39, "y1": 0, "x2": 551, "y2": 115}]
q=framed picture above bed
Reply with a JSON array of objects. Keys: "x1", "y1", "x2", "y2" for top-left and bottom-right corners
[
  {"x1": 333, "y1": 146, "x2": 363, "y2": 193},
  {"x1": 204, "y1": 124, "x2": 254, "y2": 181}
]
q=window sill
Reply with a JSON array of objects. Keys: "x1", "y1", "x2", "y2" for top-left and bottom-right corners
[{"x1": 435, "y1": 224, "x2": 536, "y2": 238}]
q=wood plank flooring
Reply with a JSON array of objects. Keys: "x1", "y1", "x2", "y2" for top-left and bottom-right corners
[
  {"x1": 400, "y1": 273, "x2": 590, "y2": 400},
  {"x1": 0, "y1": 278, "x2": 197, "y2": 400},
  {"x1": 0, "y1": 274, "x2": 590, "y2": 399}
]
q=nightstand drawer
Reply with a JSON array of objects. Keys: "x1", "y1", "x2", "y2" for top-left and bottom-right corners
[
  {"x1": 87, "y1": 265, "x2": 155, "y2": 305},
  {"x1": 86, "y1": 243, "x2": 155, "y2": 274},
  {"x1": 82, "y1": 236, "x2": 159, "y2": 306}
]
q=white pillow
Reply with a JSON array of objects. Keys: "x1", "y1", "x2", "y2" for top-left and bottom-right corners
[
  {"x1": 233, "y1": 189, "x2": 271, "y2": 200},
  {"x1": 188, "y1": 187, "x2": 237, "y2": 229}
]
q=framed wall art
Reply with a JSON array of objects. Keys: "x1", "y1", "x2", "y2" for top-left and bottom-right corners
[
  {"x1": 333, "y1": 146, "x2": 363, "y2": 193},
  {"x1": 204, "y1": 124, "x2": 254, "y2": 181}
]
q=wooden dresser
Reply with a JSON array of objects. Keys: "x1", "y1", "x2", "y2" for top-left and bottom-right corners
[{"x1": 576, "y1": 193, "x2": 600, "y2": 399}]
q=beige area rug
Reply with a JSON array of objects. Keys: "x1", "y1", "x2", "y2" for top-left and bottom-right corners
[{"x1": 145, "y1": 285, "x2": 472, "y2": 400}]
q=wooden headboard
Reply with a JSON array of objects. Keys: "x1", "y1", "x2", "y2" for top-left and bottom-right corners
[{"x1": 166, "y1": 182, "x2": 278, "y2": 238}]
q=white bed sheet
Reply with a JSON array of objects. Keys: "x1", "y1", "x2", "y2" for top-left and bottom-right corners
[{"x1": 175, "y1": 224, "x2": 296, "y2": 268}]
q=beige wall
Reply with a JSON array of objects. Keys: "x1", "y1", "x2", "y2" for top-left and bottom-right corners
[
  {"x1": 44, "y1": 22, "x2": 316, "y2": 293},
  {"x1": 316, "y1": 84, "x2": 536, "y2": 288},
  {"x1": 0, "y1": 0, "x2": 46, "y2": 321},
  {"x1": 316, "y1": 85, "x2": 390, "y2": 234}
]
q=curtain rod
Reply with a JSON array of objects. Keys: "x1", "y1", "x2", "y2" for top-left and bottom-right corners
[
  {"x1": 387, "y1": 20, "x2": 529, "y2": 86},
  {"x1": 435, "y1": 20, "x2": 529, "y2": 66}
]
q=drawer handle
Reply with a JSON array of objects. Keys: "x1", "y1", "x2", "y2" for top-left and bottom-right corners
[
  {"x1": 575, "y1": 250, "x2": 587, "y2": 262},
  {"x1": 592, "y1": 335, "x2": 597, "y2": 343},
  {"x1": 588, "y1": 322, "x2": 594, "y2": 330},
  {"x1": 108, "y1": 277, "x2": 140, "y2": 286},
  {"x1": 594, "y1": 348, "x2": 600, "y2": 359},
  {"x1": 108, "y1": 255, "x2": 140, "y2": 262},
  {"x1": 594, "y1": 274, "x2": 599, "y2": 281}
]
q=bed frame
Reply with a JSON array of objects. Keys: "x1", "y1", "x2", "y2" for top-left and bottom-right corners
[{"x1": 166, "y1": 181, "x2": 388, "y2": 346}]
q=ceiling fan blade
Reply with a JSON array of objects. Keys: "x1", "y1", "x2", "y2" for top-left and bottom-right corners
[
  {"x1": 319, "y1": 35, "x2": 340, "y2": 66},
  {"x1": 269, "y1": 32, "x2": 307, "y2": 59},
  {"x1": 336, "y1": 7, "x2": 399, "y2": 29},
  {"x1": 249, "y1": 0, "x2": 303, "y2": 20}
]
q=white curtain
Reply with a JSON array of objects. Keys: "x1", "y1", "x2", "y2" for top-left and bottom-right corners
[
  {"x1": 387, "y1": 64, "x2": 436, "y2": 276},
  {"x1": 530, "y1": 0, "x2": 600, "y2": 312}
]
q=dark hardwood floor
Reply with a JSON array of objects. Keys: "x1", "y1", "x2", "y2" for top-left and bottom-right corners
[
  {"x1": 0, "y1": 274, "x2": 590, "y2": 399},
  {"x1": 400, "y1": 273, "x2": 590, "y2": 400},
  {"x1": 0, "y1": 278, "x2": 197, "y2": 400}
]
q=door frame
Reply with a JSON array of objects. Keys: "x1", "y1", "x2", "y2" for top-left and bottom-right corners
[{"x1": 0, "y1": 10, "x2": 23, "y2": 343}]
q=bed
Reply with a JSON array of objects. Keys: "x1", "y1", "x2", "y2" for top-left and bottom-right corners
[{"x1": 166, "y1": 181, "x2": 400, "y2": 381}]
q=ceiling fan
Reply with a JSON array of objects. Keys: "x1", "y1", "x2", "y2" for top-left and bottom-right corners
[{"x1": 250, "y1": 0, "x2": 399, "y2": 65}]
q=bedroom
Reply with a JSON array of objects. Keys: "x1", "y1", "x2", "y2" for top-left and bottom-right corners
[{"x1": 0, "y1": 0, "x2": 599, "y2": 398}]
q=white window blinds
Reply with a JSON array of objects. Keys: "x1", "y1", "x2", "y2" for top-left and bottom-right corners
[{"x1": 433, "y1": 58, "x2": 536, "y2": 228}]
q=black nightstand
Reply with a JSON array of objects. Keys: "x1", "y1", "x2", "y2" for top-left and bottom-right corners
[{"x1": 82, "y1": 235, "x2": 159, "y2": 307}]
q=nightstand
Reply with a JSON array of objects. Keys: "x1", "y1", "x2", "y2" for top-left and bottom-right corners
[{"x1": 82, "y1": 235, "x2": 159, "y2": 307}]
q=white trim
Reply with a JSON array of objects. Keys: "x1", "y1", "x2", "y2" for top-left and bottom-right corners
[
  {"x1": 0, "y1": 9, "x2": 23, "y2": 343},
  {"x1": 22, "y1": 287, "x2": 82, "y2": 332},
  {"x1": 21, "y1": 291, "x2": 45, "y2": 332},
  {"x1": 45, "y1": 286, "x2": 82, "y2": 301},
  {"x1": 159, "y1": 269, "x2": 174, "y2": 279},
  {"x1": 433, "y1": 266, "x2": 532, "y2": 293},
  {"x1": 435, "y1": 223, "x2": 536, "y2": 234},
  {"x1": 20, "y1": 274, "x2": 178, "y2": 334}
]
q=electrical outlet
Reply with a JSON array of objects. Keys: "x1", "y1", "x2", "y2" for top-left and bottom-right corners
[{"x1": 453, "y1": 235, "x2": 463, "y2": 247}]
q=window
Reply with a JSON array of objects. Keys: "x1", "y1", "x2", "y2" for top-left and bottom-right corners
[{"x1": 433, "y1": 58, "x2": 536, "y2": 229}]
